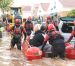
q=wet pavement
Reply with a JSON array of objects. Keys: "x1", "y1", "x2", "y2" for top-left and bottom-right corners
[{"x1": 0, "y1": 31, "x2": 75, "y2": 66}]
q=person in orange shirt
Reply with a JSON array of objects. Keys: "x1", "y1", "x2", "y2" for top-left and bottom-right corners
[{"x1": 43, "y1": 24, "x2": 65, "y2": 59}]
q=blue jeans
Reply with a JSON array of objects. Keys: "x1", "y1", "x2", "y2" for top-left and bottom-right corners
[{"x1": 39, "y1": 43, "x2": 52, "y2": 53}]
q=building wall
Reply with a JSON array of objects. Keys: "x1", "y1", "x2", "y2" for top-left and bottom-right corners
[{"x1": 58, "y1": 11, "x2": 69, "y2": 17}]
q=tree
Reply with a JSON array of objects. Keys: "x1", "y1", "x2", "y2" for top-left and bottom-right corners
[
  {"x1": 0, "y1": 0, "x2": 2, "y2": 2},
  {"x1": 0, "y1": 0, "x2": 13, "y2": 14},
  {"x1": 67, "y1": 9, "x2": 75, "y2": 17}
]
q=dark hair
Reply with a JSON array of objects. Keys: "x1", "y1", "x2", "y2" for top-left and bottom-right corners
[
  {"x1": 26, "y1": 20, "x2": 31, "y2": 23},
  {"x1": 40, "y1": 25, "x2": 47, "y2": 31}
]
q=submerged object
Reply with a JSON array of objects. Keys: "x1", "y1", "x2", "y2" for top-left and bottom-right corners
[{"x1": 66, "y1": 43, "x2": 75, "y2": 59}]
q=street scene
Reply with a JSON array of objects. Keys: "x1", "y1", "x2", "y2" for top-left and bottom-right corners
[{"x1": 0, "y1": 0, "x2": 75, "y2": 66}]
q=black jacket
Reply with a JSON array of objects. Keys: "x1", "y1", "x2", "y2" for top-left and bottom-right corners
[
  {"x1": 29, "y1": 30, "x2": 44, "y2": 47},
  {"x1": 25, "y1": 20, "x2": 33, "y2": 31},
  {"x1": 48, "y1": 30, "x2": 65, "y2": 48}
]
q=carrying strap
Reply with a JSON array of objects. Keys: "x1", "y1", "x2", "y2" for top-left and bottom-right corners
[
  {"x1": 41, "y1": 34, "x2": 48, "y2": 51},
  {"x1": 41, "y1": 41, "x2": 47, "y2": 51}
]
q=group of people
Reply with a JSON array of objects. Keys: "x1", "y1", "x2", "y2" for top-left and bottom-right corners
[
  {"x1": 9, "y1": 17, "x2": 33, "y2": 50},
  {"x1": 29, "y1": 23, "x2": 65, "y2": 59},
  {"x1": 8, "y1": 16, "x2": 75, "y2": 59}
]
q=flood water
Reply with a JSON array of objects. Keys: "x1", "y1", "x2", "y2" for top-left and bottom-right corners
[{"x1": 0, "y1": 31, "x2": 75, "y2": 66}]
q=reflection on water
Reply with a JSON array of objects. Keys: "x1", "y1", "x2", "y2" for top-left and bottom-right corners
[
  {"x1": 0, "y1": 32, "x2": 24, "y2": 66},
  {"x1": 0, "y1": 31, "x2": 75, "y2": 66}
]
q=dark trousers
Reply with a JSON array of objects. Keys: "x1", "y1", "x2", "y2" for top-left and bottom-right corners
[
  {"x1": 51, "y1": 39, "x2": 65, "y2": 59},
  {"x1": 11, "y1": 37, "x2": 21, "y2": 50},
  {"x1": 24, "y1": 30, "x2": 31, "y2": 40}
]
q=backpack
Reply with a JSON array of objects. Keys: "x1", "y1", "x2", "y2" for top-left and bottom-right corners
[
  {"x1": 48, "y1": 31, "x2": 64, "y2": 44},
  {"x1": 30, "y1": 33, "x2": 44, "y2": 47}
]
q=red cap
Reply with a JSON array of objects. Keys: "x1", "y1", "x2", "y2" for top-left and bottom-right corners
[
  {"x1": 47, "y1": 16, "x2": 51, "y2": 20},
  {"x1": 48, "y1": 24, "x2": 56, "y2": 31},
  {"x1": 28, "y1": 16, "x2": 32, "y2": 20}
]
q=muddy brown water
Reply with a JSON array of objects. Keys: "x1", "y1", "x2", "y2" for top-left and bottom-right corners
[{"x1": 0, "y1": 31, "x2": 75, "y2": 66}]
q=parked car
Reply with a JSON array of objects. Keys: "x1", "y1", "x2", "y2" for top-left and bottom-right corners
[{"x1": 58, "y1": 17, "x2": 75, "y2": 44}]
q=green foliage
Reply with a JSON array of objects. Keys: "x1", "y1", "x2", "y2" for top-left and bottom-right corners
[
  {"x1": 67, "y1": 9, "x2": 75, "y2": 17},
  {"x1": 0, "y1": 0, "x2": 13, "y2": 13},
  {"x1": 0, "y1": 0, "x2": 2, "y2": 2}
]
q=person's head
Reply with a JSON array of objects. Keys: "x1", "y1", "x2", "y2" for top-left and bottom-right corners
[
  {"x1": 28, "y1": 16, "x2": 32, "y2": 21},
  {"x1": 23, "y1": 18, "x2": 26, "y2": 22},
  {"x1": 33, "y1": 24, "x2": 41, "y2": 33},
  {"x1": 47, "y1": 16, "x2": 52, "y2": 22},
  {"x1": 15, "y1": 19, "x2": 21, "y2": 26},
  {"x1": 48, "y1": 24, "x2": 56, "y2": 31},
  {"x1": 40, "y1": 25, "x2": 47, "y2": 32},
  {"x1": 26, "y1": 20, "x2": 32, "y2": 24}
]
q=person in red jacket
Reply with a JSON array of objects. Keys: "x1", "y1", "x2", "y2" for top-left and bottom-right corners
[
  {"x1": 66, "y1": 21, "x2": 75, "y2": 43},
  {"x1": 10, "y1": 19, "x2": 25, "y2": 50},
  {"x1": 24, "y1": 17, "x2": 33, "y2": 40},
  {"x1": 46, "y1": 16, "x2": 59, "y2": 31},
  {"x1": 43, "y1": 24, "x2": 65, "y2": 59},
  {"x1": 46, "y1": 16, "x2": 53, "y2": 27}
]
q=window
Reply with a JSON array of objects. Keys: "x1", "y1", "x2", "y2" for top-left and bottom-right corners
[{"x1": 61, "y1": 22, "x2": 74, "y2": 33}]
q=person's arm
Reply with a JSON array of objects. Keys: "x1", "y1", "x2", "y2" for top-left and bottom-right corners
[
  {"x1": 10, "y1": 26, "x2": 14, "y2": 34},
  {"x1": 66, "y1": 31, "x2": 74, "y2": 43},
  {"x1": 41, "y1": 34, "x2": 49, "y2": 51},
  {"x1": 41, "y1": 41, "x2": 47, "y2": 51},
  {"x1": 67, "y1": 36, "x2": 73, "y2": 43},
  {"x1": 31, "y1": 22, "x2": 33, "y2": 30},
  {"x1": 21, "y1": 26, "x2": 26, "y2": 40},
  {"x1": 22, "y1": 26, "x2": 26, "y2": 34}
]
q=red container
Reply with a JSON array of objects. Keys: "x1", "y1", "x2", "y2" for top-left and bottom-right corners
[
  {"x1": 26, "y1": 54, "x2": 42, "y2": 60},
  {"x1": 66, "y1": 48, "x2": 75, "y2": 59},
  {"x1": 65, "y1": 43, "x2": 75, "y2": 59},
  {"x1": 25, "y1": 47, "x2": 43, "y2": 60},
  {"x1": 65, "y1": 43, "x2": 72, "y2": 47},
  {"x1": 42, "y1": 52, "x2": 45, "y2": 57},
  {"x1": 22, "y1": 41, "x2": 44, "y2": 60}
]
